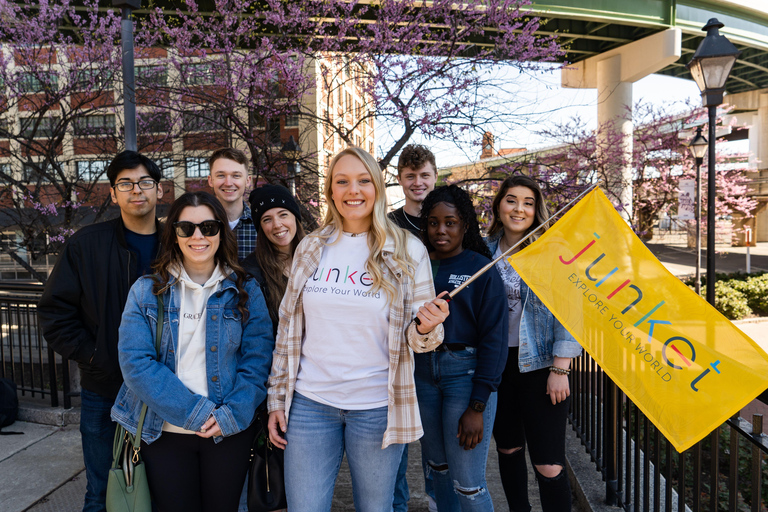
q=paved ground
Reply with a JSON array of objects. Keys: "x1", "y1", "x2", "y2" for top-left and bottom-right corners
[
  {"x1": 646, "y1": 241, "x2": 768, "y2": 277},
  {"x1": 1, "y1": 411, "x2": 551, "y2": 512}
]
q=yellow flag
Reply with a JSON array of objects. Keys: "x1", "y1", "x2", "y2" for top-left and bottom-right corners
[{"x1": 509, "y1": 188, "x2": 768, "y2": 452}]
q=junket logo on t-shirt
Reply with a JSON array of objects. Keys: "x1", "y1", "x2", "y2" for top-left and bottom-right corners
[
  {"x1": 448, "y1": 273, "x2": 471, "y2": 287},
  {"x1": 304, "y1": 265, "x2": 382, "y2": 298}
]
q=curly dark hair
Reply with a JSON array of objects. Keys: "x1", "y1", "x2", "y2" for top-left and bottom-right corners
[
  {"x1": 397, "y1": 144, "x2": 436, "y2": 176},
  {"x1": 152, "y1": 191, "x2": 250, "y2": 322},
  {"x1": 420, "y1": 185, "x2": 491, "y2": 259}
]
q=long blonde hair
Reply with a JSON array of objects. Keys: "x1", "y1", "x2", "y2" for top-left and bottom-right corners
[{"x1": 319, "y1": 147, "x2": 414, "y2": 300}]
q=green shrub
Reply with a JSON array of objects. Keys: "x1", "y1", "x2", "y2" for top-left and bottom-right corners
[
  {"x1": 713, "y1": 281, "x2": 752, "y2": 320},
  {"x1": 743, "y1": 274, "x2": 768, "y2": 315}
]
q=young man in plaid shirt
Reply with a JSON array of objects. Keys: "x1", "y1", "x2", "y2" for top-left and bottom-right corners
[{"x1": 208, "y1": 148, "x2": 257, "y2": 260}]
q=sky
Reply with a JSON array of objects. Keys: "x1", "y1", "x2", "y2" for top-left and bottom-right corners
[
  {"x1": 426, "y1": 68, "x2": 706, "y2": 167},
  {"x1": 393, "y1": 64, "x2": 750, "y2": 168}
]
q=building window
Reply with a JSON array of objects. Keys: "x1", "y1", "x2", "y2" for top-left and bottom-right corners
[
  {"x1": 267, "y1": 118, "x2": 281, "y2": 146},
  {"x1": 285, "y1": 109, "x2": 299, "y2": 128},
  {"x1": 0, "y1": 118, "x2": 11, "y2": 139},
  {"x1": 183, "y1": 111, "x2": 224, "y2": 132},
  {"x1": 22, "y1": 163, "x2": 50, "y2": 183},
  {"x1": 186, "y1": 157, "x2": 209, "y2": 178},
  {"x1": 136, "y1": 66, "x2": 168, "y2": 88},
  {"x1": 181, "y1": 63, "x2": 214, "y2": 86},
  {"x1": 20, "y1": 117, "x2": 57, "y2": 138},
  {"x1": 72, "y1": 68, "x2": 114, "y2": 91},
  {"x1": 249, "y1": 110, "x2": 266, "y2": 130},
  {"x1": 0, "y1": 163, "x2": 11, "y2": 185},
  {"x1": 140, "y1": 112, "x2": 171, "y2": 134},
  {"x1": 76, "y1": 160, "x2": 109, "y2": 181},
  {"x1": 156, "y1": 157, "x2": 175, "y2": 180},
  {"x1": 18, "y1": 72, "x2": 58, "y2": 93},
  {"x1": 73, "y1": 115, "x2": 116, "y2": 137}
]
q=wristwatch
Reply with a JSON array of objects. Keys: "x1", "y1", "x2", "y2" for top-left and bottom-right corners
[{"x1": 469, "y1": 399, "x2": 486, "y2": 413}]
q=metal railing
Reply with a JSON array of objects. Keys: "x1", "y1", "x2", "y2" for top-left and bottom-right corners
[
  {"x1": 0, "y1": 281, "x2": 72, "y2": 408},
  {"x1": 571, "y1": 351, "x2": 768, "y2": 512}
]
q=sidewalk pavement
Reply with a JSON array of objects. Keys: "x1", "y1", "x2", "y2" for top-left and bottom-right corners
[
  {"x1": 646, "y1": 241, "x2": 768, "y2": 277},
  {"x1": 0, "y1": 406, "x2": 534, "y2": 512}
]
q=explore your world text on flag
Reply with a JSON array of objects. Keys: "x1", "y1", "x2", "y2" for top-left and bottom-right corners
[{"x1": 508, "y1": 188, "x2": 768, "y2": 452}]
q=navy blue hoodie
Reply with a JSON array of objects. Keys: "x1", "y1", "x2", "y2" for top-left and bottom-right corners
[{"x1": 431, "y1": 250, "x2": 509, "y2": 404}]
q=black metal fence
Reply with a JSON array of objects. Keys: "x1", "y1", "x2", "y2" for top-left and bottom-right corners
[
  {"x1": 0, "y1": 281, "x2": 73, "y2": 408},
  {"x1": 571, "y1": 351, "x2": 767, "y2": 512}
]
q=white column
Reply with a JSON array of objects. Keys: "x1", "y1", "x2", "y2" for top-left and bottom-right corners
[{"x1": 597, "y1": 55, "x2": 633, "y2": 222}]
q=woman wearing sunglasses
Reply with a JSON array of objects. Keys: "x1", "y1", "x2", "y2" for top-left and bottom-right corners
[{"x1": 111, "y1": 191, "x2": 274, "y2": 512}]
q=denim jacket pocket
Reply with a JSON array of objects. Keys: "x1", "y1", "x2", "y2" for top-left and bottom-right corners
[{"x1": 222, "y1": 308, "x2": 243, "y2": 346}]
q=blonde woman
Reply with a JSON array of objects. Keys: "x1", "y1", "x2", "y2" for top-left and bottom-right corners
[{"x1": 267, "y1": 147, "x2": 450, "y2": 512}]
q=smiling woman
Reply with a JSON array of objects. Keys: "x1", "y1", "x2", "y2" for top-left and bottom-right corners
[
  {"x1": 111, "y1": 191, "x2": 275, "y2": 512},
  {"x1": 242, "y1": 184, "x2": 306, "y2": 332},
  {"x1": 266, "y1": 147, "x2": 451, "y2": 512}
]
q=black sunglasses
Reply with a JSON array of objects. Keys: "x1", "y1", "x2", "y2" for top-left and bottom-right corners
[{"x1": 173, "y1": 220, "x2": 223, "y2": 238}]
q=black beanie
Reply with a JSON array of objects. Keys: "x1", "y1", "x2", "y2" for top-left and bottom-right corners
[{"x1": 248, "y1": 185, "x2": 302, "y2": 227}]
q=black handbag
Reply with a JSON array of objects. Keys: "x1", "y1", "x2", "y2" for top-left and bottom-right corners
[{"x1": 247, "y1": 406, "x2": 287, "y2": 512}]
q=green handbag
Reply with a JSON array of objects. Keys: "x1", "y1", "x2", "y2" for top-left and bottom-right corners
[{"x1": 106, "y1": 292, "x2": 164, "y2": 512}]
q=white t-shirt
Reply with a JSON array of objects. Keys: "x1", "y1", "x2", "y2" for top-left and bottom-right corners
[
  {"x1": 494, "y1": 245, "x2": 523, "y2": 347},
  {"x1": 295, "y1": 232, "x2": 390, "y2": 409}
]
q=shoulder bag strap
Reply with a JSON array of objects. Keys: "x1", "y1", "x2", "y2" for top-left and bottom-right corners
[{"x1": 131, "y1": 291, "x2": 165, "y2": 461}]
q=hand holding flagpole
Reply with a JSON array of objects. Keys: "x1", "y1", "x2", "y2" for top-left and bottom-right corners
[{"x1": 414, "y1": 182, "x2": 600, "y2": 326}]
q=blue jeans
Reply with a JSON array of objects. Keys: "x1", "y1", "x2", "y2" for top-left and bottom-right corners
[
  {"x1": 393, "y1": 444, "x2": 410, "y2": 512},
  {"x1": 415, "y1": 349, "x2": 497, "y2": 512},
  {"x1": 80, "y1": 389, "x2": 117, "y2": 512},
  {"x1": 284, "y1": 393, "x2": 405, "y2": 512}
]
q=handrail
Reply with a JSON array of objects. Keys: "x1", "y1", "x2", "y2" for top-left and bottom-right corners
[
  {"x1": 570, "y1": 351, "x2": 767, "y2": 511},
  {"x1": 0, "y1": 281, "x2": 71, "y2": 409}
]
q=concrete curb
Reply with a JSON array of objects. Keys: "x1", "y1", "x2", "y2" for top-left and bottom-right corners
[
  {"x1": 565, "y1": 426, "x2": 622, "y2": 512},
  {"x1": 17, "y1": 399, "x2": 80, "y2": 427}
]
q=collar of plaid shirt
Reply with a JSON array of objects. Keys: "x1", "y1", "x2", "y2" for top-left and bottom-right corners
[{"x1": 234, "y1": 202, "x2": 257, "y2": 260}]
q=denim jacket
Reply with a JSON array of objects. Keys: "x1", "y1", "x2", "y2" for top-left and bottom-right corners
[
  {"x1": 111, "y1": 273, "x2": 274, "y2": 445},
  {"x1": 486, "y1": 235, "x2": 581, "y2": 372}
]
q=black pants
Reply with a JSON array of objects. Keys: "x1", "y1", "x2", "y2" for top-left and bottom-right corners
[
  {"x1": 141, "y1": 422, "x2": 256, "y2": 512},
  {"x1": 492, "y1": 348, "x2": 572, "y2": 512}
]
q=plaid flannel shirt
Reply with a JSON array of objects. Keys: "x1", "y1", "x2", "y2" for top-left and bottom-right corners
[
  {"x1": 234, "y1": 202, "x2": 257, "y2": 260},
  {"x1": 267, "y1": 226, "x2": 443, "y2": 448}
]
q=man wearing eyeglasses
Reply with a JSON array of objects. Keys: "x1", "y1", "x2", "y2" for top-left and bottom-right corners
[{"x1": 39, "y1": 150, "x2": 164, "y2": 512}]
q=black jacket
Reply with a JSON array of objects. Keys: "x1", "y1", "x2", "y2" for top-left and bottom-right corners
[{"x1": 39, "y1": 216, "x2": 161, "y2": 399}]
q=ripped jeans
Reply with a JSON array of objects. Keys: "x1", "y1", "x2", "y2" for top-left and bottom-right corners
[{"x1": 414, "y1": 348, "x2": 497, "y2": 512}]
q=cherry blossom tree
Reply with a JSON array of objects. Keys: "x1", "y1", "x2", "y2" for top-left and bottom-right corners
[
  {"x1": 0, "y1": 0, "x2": 125, "y2": 282},
  {"x1": 456, "y1": 102, "x2": 757, "y2": 239}
]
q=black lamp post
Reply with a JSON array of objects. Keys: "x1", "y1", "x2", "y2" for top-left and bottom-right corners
[
  {"x1": 686, "y1": 18, "x2": 740, "y2": 305},
  {"x1": 281, "y1": 135, "x2": 301, "y2": 195},
  {"x1": 687, "y1": 126, "x2": 708, "y2": 295},
  {"x1": 112, "y1": 0, "x2": 141, "y2": 151}
]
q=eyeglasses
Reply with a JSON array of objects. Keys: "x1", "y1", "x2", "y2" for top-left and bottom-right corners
[
  {"x1": 173, "y1": 220, "x2": 223, "y2": 238},
  {"x1": 112, "y1": 180, "x2": 158, "y2": 193}
]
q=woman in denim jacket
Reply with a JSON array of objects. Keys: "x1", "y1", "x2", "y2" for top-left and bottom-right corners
[
  {"x1": 486, "y1": 175, "x2": 582, "y2": 512},
  {"x1": 111, "y1": 192, "x2": 274, "y2": 512}
]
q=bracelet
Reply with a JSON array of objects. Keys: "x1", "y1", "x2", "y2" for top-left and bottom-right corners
[{"x1": 549, "y1": 366, "x2": 570, "y2": 376}]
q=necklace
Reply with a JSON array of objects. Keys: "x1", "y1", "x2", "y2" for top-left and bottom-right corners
[{"x1": 403, "y1": 210, "x2": 420, "y2": 231}]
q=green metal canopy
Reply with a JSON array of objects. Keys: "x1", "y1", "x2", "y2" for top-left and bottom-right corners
[
  {"x1": 55, "y1": 0, "x2": 768, "y2": 94},
  {"x1": 528, "y1": 0, "x2": 768, "y2": 93}
]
